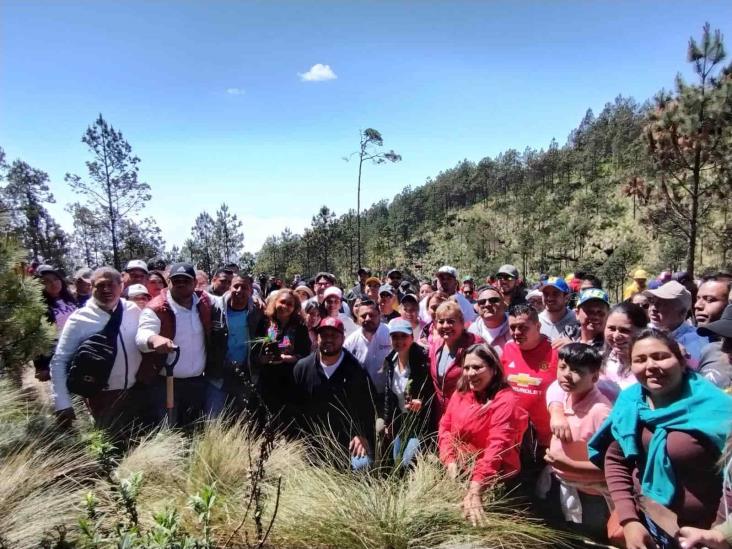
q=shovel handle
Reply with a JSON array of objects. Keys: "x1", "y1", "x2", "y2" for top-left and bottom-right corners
[{"x1": 166, "y1": 376, "x2": 175, "y2": 410}]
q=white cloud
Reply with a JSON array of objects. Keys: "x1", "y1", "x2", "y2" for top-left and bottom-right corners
[
  {"x1": 298, "y1": 63, "x2": 337, "y2": 82},
  {"x1": 226, "y1": 87, "x2": 245, "y2": 95}
]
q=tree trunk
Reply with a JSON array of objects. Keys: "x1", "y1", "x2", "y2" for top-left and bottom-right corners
[{"x1": 356, "y1": 154, "x2": 364, "y2": 269}]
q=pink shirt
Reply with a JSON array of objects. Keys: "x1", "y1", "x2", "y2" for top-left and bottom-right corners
[{"x1": 548, "y1": 386, "x2": 611, "y2": 487}]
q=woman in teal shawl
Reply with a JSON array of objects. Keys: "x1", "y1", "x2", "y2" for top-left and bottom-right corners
[{"x1": 588, "y1": 328, "x2": 732, "y2": 549}]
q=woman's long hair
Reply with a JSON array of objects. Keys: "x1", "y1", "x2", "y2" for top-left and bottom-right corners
[
  {"x1": 602, "y1": 301, "x2": 649, "y2": 378},
  {"x1": 265, "y1": 288, "x2": 303, "y2": 327},
  {"x1": 456, "y1": 343, "x2": 509, "y2": 400},
  {"x1": 41, "y1": 274, "x2": 75, "y2": 307}
]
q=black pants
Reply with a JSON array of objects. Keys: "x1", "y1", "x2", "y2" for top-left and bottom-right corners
[{"x1": 152, "y1": 375, "x2": 206, "y2": 428}]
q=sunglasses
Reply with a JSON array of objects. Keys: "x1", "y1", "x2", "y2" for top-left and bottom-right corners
[
  {"x1": 477, "y1": 297, "x2": 502, "y2": 306},
  {"x1": 496, "y1": 274, "x2": 515, "y2": 281},
  {"x1": 638, "y1": 302, "x2": 650, "y2": 309}
]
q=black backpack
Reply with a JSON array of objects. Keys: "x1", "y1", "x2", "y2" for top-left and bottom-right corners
[{"x1": 67, "y1": 303, "x2": 125, "y2": 398}]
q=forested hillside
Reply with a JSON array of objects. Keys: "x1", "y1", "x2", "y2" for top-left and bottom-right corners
[{"x1": 255, "y1": 25, "x2": 732, "y2": 300}]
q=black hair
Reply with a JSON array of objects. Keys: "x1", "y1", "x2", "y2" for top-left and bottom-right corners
[
  {"x1": 559, "y1": 343, "x2": 602, "y2": 373},
  {"x1": 608, "y1": 302, "x2": 648, "y2": 329},
  {"x1": 315, "y1": 271, "x2": 336, "y2": 284},
  {"x1": 631, "y1": 327, "x2": 688, "y2": 370},
  {"x1": 214, "y1": 267, "x2": 233, "y2": 277},
  {"x1": 699, "y1": 273, "x2": 732, "y2": 293},
  {"x1": 581, "y1": 274, "x2": 603, "y2": 289},
  {"x1": 456, "y1": 343, "x2": 509, "y2": 399},
  {"x1": 476, "y1": 284, "x2": 502, "y2": 294},
  {"x1": 508, "y1": 303, "x2": 539, "y2": 322}
]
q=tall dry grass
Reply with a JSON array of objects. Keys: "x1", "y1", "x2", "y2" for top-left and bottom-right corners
[{"x1": 0, "y1": 380, "x2": 566, "y2": 548}]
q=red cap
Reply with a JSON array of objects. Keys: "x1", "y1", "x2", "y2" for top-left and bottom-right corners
[{"x1": 316, "y1": 317, "x2": 345, "y2": 334}]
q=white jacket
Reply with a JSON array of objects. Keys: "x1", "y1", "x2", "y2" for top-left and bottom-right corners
[{"x1": 50, "y1": 298, "x2": 142, "y2": 411}]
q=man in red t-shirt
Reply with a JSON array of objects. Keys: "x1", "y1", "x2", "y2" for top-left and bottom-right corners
[{"x1": 502, "y1": 304, "x2": 558, "y2": 450}]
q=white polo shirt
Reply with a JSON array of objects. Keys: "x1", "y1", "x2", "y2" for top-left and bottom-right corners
[
  {"x1": 136, "y1": 292, "x2": 206, "y2": 378},
  {"x1": 344, "y1": 323, "x2": 392, "y2": 393}
]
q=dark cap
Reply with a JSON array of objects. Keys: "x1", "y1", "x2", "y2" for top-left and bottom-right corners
[
  {"x1": 316, "y1": 317, "x2": 345, "y2": 334},
  {"x1": 36, "y1": 264, "x2": 62, "y2": 278},
  {"x1": 387, "y1": 269, "x2": 402, "y2": 278},
  {"x1": 400, "y1": 293, "x2": 419, "y2": 305},
  {"x1": 379, "y1": 284, "x2": 396, "y2": 296},
  {"x1": 169, "y1": 262, "x2": 196, "y2": 279},
  {"x1": 357, "y1": 267, "x2": 372, "y2": 276}
]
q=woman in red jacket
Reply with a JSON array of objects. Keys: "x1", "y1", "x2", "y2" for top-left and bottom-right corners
[
  {"x1": 428, "y1": 300, "x2": 483, "y2": 420},
  {"x1": 439, "y1": 343, "x2": 529, "y2": 525}
]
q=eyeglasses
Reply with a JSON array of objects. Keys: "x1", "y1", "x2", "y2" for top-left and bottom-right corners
[
  {"x1": 477, "y1": 297, "x2": 502, "y2": 306},
  {"x1": 496, "y1": 274, "x2": 515, "y2": 281},
  {"x1": 638, "y1": 302, "x2": 650, "y2": 309}
]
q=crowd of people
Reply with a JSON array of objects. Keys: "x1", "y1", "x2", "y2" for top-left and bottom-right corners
[{"x1": 29, "y1": 257, "x2": 732, "y2": 548}]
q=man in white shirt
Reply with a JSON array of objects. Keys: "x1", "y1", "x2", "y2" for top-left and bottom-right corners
[
  {"x1": 344, "y1": 299, "x2": 392, "y2": 400},
  {"x1": 50, "y1": 267, "x2": 142, "y2": 434},
  {"x1": 418, "y1": 265, "x2": 477, "y2": 324},
  {"x1": 538, "y1": 277, "x2": 578, "y2": 341},
  {"x1": 468, "y1": 285, "x2": 512, "y2": 356},
  {"x1": 136, "y1": 262, "x2": 211, "y2": 427}
]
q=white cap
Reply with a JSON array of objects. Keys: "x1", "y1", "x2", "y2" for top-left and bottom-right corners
[
  {"x1": 527, "y1": 289, "x2": 543, "y2": 300},
  {"x1": 436, "y1": 265, "x2": 458, "y2": 278},
  {"x1": 643, "y1": 280, "x2": 691, "y2": 311},
  {"x1": 125, "y1": 259, "x2": 148, "y2": 273},
  {"x1": 323, "y1": 286, "x2": 343, "y2": 300},
  {"x1": 127, "y1": 284, "x2": 150, "y2": 298}
]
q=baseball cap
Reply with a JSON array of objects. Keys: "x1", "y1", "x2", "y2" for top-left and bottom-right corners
[
  {"x1": 127, "y1": 284, "x2": 150, "y2": 298},
  {"x1": 379, "y1": 284, "x2": 396, "y2": 296},
  {"x1": 365, "y1": 276, "x2": 381, "y2": 286},
  {"x1": 74, "y1": 268, "x2": 93, "y2": 282},
  {"x1": 323, "y1": 286, "x2": 343, "y2": 300},
  {"x1": 400, "y1": 293, "x2": 419, "y2": 304},
  {"x1": 436, "y1": 265, "x2": 458, "y2": 278},
  {"x1": 697, "y1": 304, "x2": 732, "y2": 338},
  {"x1": 387, "y1": 269, "x2": 402, "y2": 278},
  {"x1": 526, "y1": 289, "x2": 543, "y2": 300},
  {"x1": 316, "y1": 316, "x2": 345, "y2": 334},
  {"x1": 497, "y1": 264, "x2": 520, "y2": 278},
  {"x1": 643, "y1": 280, "x2": 691, "y2": 310},
  {"x1": 357, "y1": 267, "x2": 372, "y2": 276},
  {"x1": 169, "y1": 262, "x2": 195, "y2": 279},
  {"x1": 577, "y1": 288, "x2": 610, "y2": 307},
  {"x1": 36, "y1": 264, "x2": 62, "y2": 278},
  {"x1": 541, "y1": 277, "x2": 570, "y2": 294},
  {"x1": 633, "y1": 269, "x2": 649, "y2": 280},
  {"x1": 388, "y1": 318, "x2": 413, "y2": 335},
  {"x1": 125, "y1": 259, "x2": 149, "y2": 273}
]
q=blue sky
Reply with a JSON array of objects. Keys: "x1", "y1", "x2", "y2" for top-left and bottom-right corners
[{"x1": 2, "y1": 1, "x2": 731, "y2": 253}]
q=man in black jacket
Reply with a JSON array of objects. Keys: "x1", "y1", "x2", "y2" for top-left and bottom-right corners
[{"x1": 291, "y1": 316, "x2": 376, "y2": 469}]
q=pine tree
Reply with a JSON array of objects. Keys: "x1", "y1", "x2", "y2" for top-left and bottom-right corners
[
  {"x1": 65, "y1": 114, "x2": 152, "y2": 270},
  {"x1": 2, "y1": 159, "x2": 68, "y2": 267},
  {"x1": 0, "y1": 210, "x2": 54, "y2": 375},
  {"x1": 644, "y1": 23, "x2": 732, "y2": 276},
  {"x1": 213, "y1": 203, "x2": 244, "y2": 265}
]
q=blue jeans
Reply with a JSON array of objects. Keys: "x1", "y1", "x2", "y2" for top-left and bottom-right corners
[
  {"x1": 204, "y1": 381, "x2": 229, "y2": 418},
  {"x1": 392, "y1": 435, "x2": 421, "y2": 467},
  {"x1": 351, "y1": 454, "x2": 374, "y2": 470}
]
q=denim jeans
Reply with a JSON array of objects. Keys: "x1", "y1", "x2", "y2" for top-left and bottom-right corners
[
  {"x1": 392, "y1": 435, "x2": 421, "y2": 467},
  {"x1": 351, "y1": 454, "x2": 374, "y2": 470},
  {"x1": 204, "y1": 381, "x2": 229, "y2": 418}
]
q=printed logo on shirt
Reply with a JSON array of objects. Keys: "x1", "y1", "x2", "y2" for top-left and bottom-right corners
[
  {"x1": 507, "y1": 373, "x2": 542, "y2": 388},
  {"x1": 539, "y1": 361, "x2": 549, "y2": 371},
  {"x1": 507, "y1": 361, "x2": 516, "y2": 369}
]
